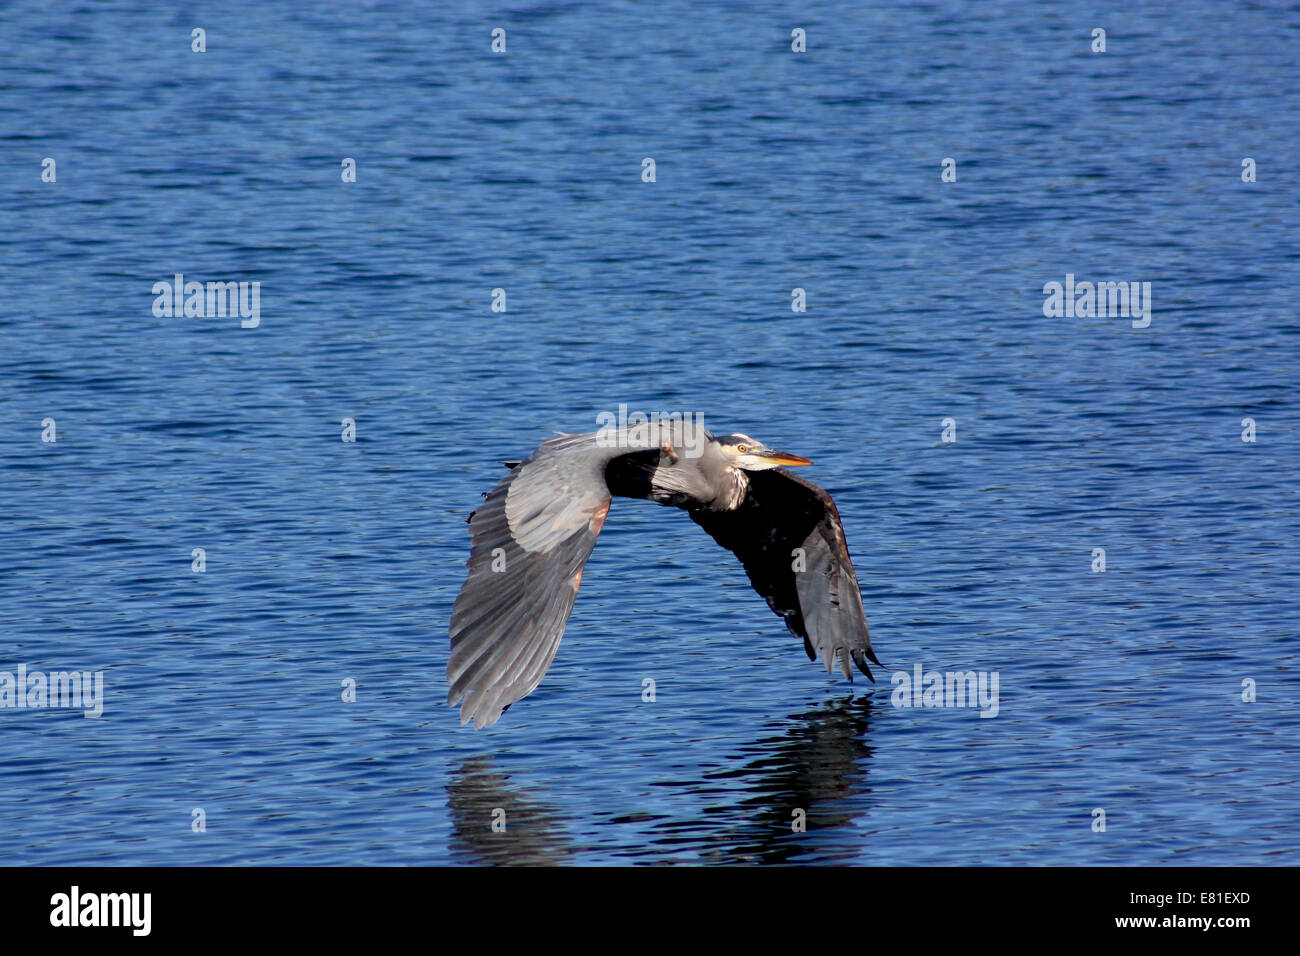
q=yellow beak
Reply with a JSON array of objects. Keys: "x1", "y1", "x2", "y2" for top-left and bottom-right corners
[{"x1": 760, "y1": 450, "x2": 812, "y2": 467}]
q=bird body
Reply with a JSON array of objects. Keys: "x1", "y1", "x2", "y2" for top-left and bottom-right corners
[{"x1": 448, "y1": 422, "x2": 879, "y2": 728}]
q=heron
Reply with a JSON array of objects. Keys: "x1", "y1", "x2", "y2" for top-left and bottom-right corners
[{"x1": 447, "y1": 419, "x2": 879, "y2": 728}]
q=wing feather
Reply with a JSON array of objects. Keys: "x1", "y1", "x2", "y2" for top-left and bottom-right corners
[
  {"x1": 688, "y1": 468, "x2": 879, "y2": 680},
  {"x1": 448, "y1": 434, "x2": 623, "y2": 728}
]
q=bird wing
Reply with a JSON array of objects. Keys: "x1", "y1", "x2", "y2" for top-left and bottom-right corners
[
  {"x1": 687, "y1": 467, "x2": 880, "y2": 681},
  {"x1": 448, "y1": 428, "x2": 687, "y2": 729}
]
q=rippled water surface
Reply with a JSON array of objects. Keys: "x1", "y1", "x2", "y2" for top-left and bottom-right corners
[{"x1": 2, "y1": 1, "x2": 1298, "y2": 865}]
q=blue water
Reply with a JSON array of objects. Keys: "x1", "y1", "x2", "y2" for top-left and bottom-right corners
[{"x1": 2, "y1": 1, "x2": 1298, "y2": 865}]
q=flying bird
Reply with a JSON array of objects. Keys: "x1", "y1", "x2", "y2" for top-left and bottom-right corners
[{"x1": 447, "y1": 420, "x2": 879, "y2": 728}]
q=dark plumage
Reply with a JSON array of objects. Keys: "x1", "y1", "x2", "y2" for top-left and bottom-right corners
[{"x1": 447, "y1": 421, "x2": 878, "y2": 728}]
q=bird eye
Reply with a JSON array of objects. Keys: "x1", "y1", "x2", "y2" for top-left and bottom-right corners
[{"x1": 737, "y1": 444, "x2": 748, "y2": 453}]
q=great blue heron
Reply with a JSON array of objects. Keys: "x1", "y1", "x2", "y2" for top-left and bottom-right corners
[{"x1": 447, "y1": 419, "x2": 879, "y2": 728}]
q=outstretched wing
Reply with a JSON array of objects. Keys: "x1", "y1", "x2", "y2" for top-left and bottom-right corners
[
  {"x1": 688, "y1": 468, "x2": 879, "y2": 681},
  {"x1": 448, "y1": 421, "x2": 707, "y2": 729},
  {"x1": 448, "y1": 434, "x2": 618, "y2": 728}
]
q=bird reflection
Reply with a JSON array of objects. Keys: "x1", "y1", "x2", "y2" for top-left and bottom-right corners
[
  {"x1": 445, "y1": 695, "x2": 875, "y2": 865},
  {"x1": 658, "y1": 695, "x2": 876, "y2": 864},
  {"x1": 445, "y1": 755, "x2": 575, "y2": 866}
]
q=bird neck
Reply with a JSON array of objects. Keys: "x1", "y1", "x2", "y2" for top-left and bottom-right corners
[{"x1": 712, "y1": 465, "x2": 749, "y2": 511}]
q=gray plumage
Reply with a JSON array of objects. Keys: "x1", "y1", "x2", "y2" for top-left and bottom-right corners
[{"x1": 447, "y1": 422, "x2": 879, "y2": 728}]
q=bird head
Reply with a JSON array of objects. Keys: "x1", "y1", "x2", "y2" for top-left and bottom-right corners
[{"x1": 715, "y1": 434, "x2": 813, "y2": 471}]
